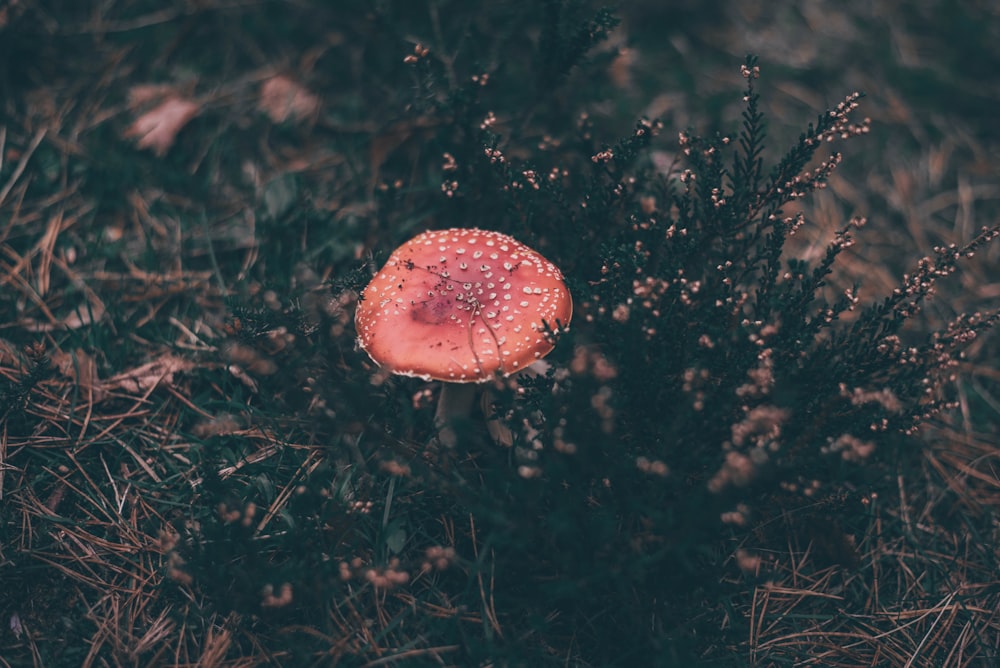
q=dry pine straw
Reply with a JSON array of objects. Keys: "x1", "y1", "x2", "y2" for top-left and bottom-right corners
[{"x1": 736, "y1": 427, "x2": 1000, "y2": 667}]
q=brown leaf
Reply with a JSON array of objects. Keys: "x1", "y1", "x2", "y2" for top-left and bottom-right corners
[
  {"x1": 126, "y1": 84, "x2": 176, "y2": 108},
  {"x1": 258, "y1": 75, "x2": 320, "y2": 124},
  {"x1": 124, "y1": 96, "x2": 200, "y2": 156},
  {"x1": 103, "y1": 354, "x2": 194, "y2": 395}
]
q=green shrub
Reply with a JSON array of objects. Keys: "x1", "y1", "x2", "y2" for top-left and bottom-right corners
[{"x1": 182, "y1": 41, "x2": 998, "y2": 662}]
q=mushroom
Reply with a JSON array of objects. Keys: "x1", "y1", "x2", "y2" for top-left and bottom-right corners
[{"x1": 355, "y1": 227, "x2": 572, "y2": 447}]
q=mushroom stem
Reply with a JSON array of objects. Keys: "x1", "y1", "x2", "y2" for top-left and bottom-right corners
[
  {"x1": 431, "y1": 382, "x2": 480, "y2": 448},
  {"x1": 429, "y1": 361, "x2": 552, "y2": 449}
]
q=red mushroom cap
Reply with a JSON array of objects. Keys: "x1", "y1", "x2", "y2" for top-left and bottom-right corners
[{"x1": 356, "y1": 228, "x2": 572, "y2": 382}]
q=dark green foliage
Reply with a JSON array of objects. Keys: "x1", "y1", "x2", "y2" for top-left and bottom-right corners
[
  {"x1": 537, "y1": 1, "x2": 620, "y2": 89},
  {"x1": 0, "y1": 343, "x2": 50, "y2": 435},
  {"x1": 301, "y1": 44, "x2": 995, "y2": 661}
]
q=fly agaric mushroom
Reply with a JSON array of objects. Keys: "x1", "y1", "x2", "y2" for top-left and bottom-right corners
[{"x1": 356, "y1": 227, "x2": 572, "y2": 446}]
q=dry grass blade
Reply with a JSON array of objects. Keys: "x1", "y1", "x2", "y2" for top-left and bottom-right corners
[
  {"x1": 0, "y1": 128, "x2": 46, "y2": 209},
  {"x1": 468, "y1": 513, "x2": 503, "y2": 639},
  {"x1": 361, "y1": 645, "x2": 461, "y2": 667}
]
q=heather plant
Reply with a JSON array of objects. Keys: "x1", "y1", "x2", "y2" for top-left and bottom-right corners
[
  {"x1": 563, "y1": 58, "x2": 1000, "y2": 495},
  {"x1": 393, "y1": 53, "x2": 1000, "y2": 661}
]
